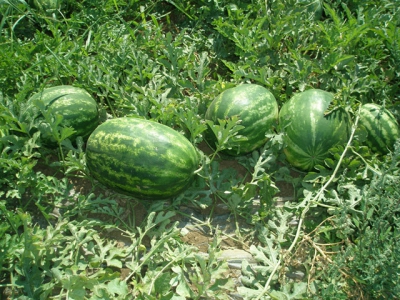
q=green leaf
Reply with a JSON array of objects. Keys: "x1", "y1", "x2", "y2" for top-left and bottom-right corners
[
  {"x1": 153, "y1": 272, "x2": 172, "y2": 295},
  {"x1": 171, "y1": 265, "x2": 193, "y2": 298},
  {"x1": 205, "y1": 115, "x2": 245, "y2": 156},
  {"x1": 105, "y1": 278, "x2": 129, "y2": 296},
  {"x1": 59, "y1": 126, "x2": 76, "y2": 141},
  {"x1": 269, "y1": 282, "x2": 309, "y2": 299}
]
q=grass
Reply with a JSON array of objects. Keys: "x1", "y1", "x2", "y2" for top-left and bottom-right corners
[{"x1": 1, "y1": 0, "x2": 400, "y2": 299}]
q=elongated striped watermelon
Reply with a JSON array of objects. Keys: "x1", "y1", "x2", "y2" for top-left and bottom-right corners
[
  {"x1": 205, "y1": 84, "x2": 278, "y2": 155},
  {"x1": 279, "y1": 89, "x2": 351, "y2": 171},
  {"x1": 22, "y1": 85, "x2": 99, "y2": 146},
  {"x1": 85, "y1": 117, "x2": 200, "y2": 200},
  {"x1": 359, "y1": 103, "x2": 400, "y2": 154}
]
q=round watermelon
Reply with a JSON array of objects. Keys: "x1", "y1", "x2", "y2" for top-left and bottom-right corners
[
  {"x1": 279, "y1": 89, "x2": 351, "y2": 171},
  {"x1": 204, "y1": 84, "x2": 278, "y2": 156},
  {"x1": 359, "y1": 103, "x2": 400, "y2": 154},
  {"x1": 22, "y1": 85, "x2": 99, "y2": 146},
  {"x1": 85, "y1": 117, "x2": 200, "y2": 200}
]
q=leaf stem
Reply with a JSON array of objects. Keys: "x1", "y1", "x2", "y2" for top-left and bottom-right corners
[
  {"x1": 257, "y1": 109, "x2": 361, "y2": 297},
  {"x1": 147, "y1": 247, "x2": 192, "y2": 295}
]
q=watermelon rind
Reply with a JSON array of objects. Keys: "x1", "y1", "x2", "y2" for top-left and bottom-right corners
[
  {"x1": 279, "y1": 89, "x2": 351, "y2": 171},
  {"x1": 205, "y1": 84, "x2": 279, "y2": 156},
  {"x1": 359, "y1": 103, "x2": 400, "y2": 154},
  {"x1": 85, "y1": 117, "x2": 200, "y2": 200},
  {"x1": 22, "y1": 85, "x2": 99, "y2": 146}
]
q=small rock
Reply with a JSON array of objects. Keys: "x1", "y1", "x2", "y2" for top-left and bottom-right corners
[
  {"x1": 286, "y1": 270, "x2": 306, "y2": 280},
  {"x1": 219, "y1": 249, "x2": 256, "y2": 269},
  {"x1": 180, "y1": 227, "x2": 190, "y2": 236},
  {"x1": 275, "y1": 196, "x2": 294, "y2": 207},
  {"x1": 288, "y1": 218, "x2": 300, "y2": 226},
  {"x1": 228, "y1": 293, "x2": 244, "y2": 300}
]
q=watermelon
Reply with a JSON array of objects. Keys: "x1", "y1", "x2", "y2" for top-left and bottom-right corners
[
  {"x1": 279, "y1": 89, "x2": 351, "y2": 171},
  {"x1": 205, "y1": 84, "x2": 279, "y2": 155},
  {"x1": 85, "y1": 117, "x2": 200, "y2": 200},
  {"x1": 21, "y1": 85, "x2": 99, "y2": 146},
  {"x1": 359, "y1": 103, "x2": 400, "y2": 154}
]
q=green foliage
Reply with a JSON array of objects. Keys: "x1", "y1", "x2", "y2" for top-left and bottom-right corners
[
  {"x1": 342, "y1": 145, "x2": 400, "y2": 299},
  {"x1": 205, "y1": 115, "x2": 246, "y2": 159},
  {"x1": 212, "y1": 0, "x2": 400, "y2": 104},
  {"x1": 1, "y1": 0, "x2": 400, "y2": 298}
]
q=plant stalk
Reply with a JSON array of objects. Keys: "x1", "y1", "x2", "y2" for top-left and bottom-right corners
[{"x1": 257, "y1": 110, "x2": 361, "y2": 298}]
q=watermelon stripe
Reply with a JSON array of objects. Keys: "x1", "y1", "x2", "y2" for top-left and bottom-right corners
[
  {"x1": 205, "y1": 84, "x2": 278, "y2": 155},
  {"x1": 283, "y1": 136, "x2": 329, "y2": 170},
  {"x1": 86, "y1": 117, "x2": 199, "y2": 199},
  {"x1": 87, "y1": 153, "x2": 191, "y2": 196},
  {"x1": 279, "y1": 89, "x2": 351, "y2": 171},
  {"x1": 359, "y1": 103, "x2": 400, "y2": 154},
  {"x1": 22, "y1": 85, "x2": 99, "y2": 146}
]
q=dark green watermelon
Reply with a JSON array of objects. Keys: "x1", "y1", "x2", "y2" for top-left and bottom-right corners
[
  {"x1": 85, "y1": 117, "x2": 200, "y2": 200},
  {"x1": 279, "y1": 89, "x2": 351, "y2": 171},
  {"x1": 22, "y1": 85, "x2": 99, "y2": 146},
  {"x1": 359, "y1": 103, "x2": 400, "y2": 154},
  {"x1": 205, "y1": 84, "x2": 278, "y2": 156}
]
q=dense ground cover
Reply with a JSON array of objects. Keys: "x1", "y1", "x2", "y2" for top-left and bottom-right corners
[{"x1": 1, "y1": 0, "x2": 399, "y2": 299}]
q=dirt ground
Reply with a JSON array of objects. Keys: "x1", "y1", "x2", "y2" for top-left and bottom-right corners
[
  {"x1": 39, "y1": 141, "x2": 296, "y2": 253},
  {"x1": 32, "y1": 142, "x2": 297, "y2": 297}
]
